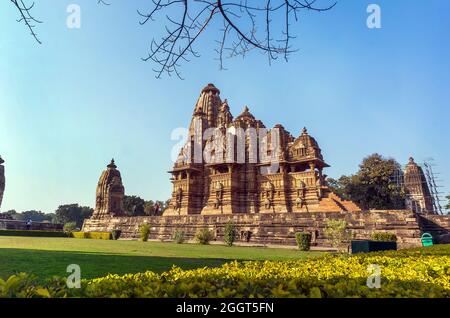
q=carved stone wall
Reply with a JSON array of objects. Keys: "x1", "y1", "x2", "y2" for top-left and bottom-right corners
[{"x1": 80, "y1": 210, "x2": 443, "y2": 249}]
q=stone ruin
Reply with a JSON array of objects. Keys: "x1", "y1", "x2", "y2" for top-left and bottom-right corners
[{"x1": 0, "y1": 156, "x2": 4, "y2": 209}]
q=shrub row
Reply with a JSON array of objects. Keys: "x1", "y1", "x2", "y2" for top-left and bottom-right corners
[
  {"x1": 0, "y1": 230, "x2": 68, "y2": 238},
  {"x1": 70, "y1": 232, "x2": 111, "y2": 240},
  {"x1": 0, "y1": 245, "x2": 448, "y2": 298},
  {"x1": 371, "y1": 232, "x2": 398, "y2": 242}
]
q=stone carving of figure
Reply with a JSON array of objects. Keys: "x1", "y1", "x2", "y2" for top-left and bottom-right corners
[
  {"x1": 316, "y1": 177, "x2": 323, "y2": 198},
  {"x1": 175, "y1": 187, "x2": 183, "y2": 211},
  {"x1": 295, "y1": 181, "x2": 306, "y2": 208},
  {"x1": 214, "y1": 183, "x2": 224, "y2": 209},
  {"x1": 264, "y1": 182, "x2": 275, "y2": 209}
]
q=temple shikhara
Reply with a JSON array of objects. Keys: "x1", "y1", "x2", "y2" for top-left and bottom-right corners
[
  {"x1": 164, "y1": 84, "x2": 360, "y2": 215},
  {"x1": 404, "y1": 157, "x2": 434, "y2": 214},
  {"x1": 92, "y1": 159, "x2": 125, "y2": 218}
]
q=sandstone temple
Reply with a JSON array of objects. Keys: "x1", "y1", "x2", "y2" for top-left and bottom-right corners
[
  {"x1": 92, "y1": 159, "x2": 125, "y2": 218},
  {"x1": 164, "y1": 84, "x2": 360, "y2": 216},
  {"x1": 82, "y1": 84, "x2": 449, "y2": 248},
  {"x1": 403, "y1": 157, "x2": 434, "y2": 214}
]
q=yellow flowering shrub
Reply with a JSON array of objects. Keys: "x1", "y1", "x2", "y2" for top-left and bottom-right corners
[{"x1": 1, "y1": 245, "x2": 449, "y2": 298}]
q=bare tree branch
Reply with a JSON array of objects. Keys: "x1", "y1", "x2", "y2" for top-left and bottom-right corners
[
  {"x1": 10, "y1": 0, "x2": 336, "y2": 79},
  {"x1": 10, "y1": 0, "x2": 42, "y2": 44},
  {"x1": 139, "y1": 0, "x2": 336, "y2": 78}
]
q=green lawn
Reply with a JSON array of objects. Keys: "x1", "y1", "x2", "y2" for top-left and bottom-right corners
[{"x1": 0, "y1": 237, "x2": 324, "y2": 282}]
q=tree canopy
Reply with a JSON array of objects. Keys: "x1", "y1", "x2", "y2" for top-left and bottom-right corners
[
  {"x1": 327, "y1": 153, "x2": 405, "y2": 210},
  {"x1": 54, "y1": 204, "x2": 94, "y2": 228}
]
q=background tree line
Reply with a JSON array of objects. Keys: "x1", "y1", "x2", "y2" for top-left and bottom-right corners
[{"x1": 0, "y1": 196, "x2": 171, "y2": 229}]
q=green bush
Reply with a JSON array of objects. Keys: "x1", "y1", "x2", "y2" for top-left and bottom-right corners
[
  {"x1": 195, "y1": 228, "x2": 214, "y2": 245},
  {"x1": 295, "y1": 232, "x2": 312, "y2": 251},
  {"x1": 223, "y1": 221, "x2": 236, "y2": 247},
  {"x1": 324, "y1": 220, "x2": 351, "y2": 248},
  {"x1": 0, "y1": 230, "x2": 67, "y2": 238},
  {"x1": 371, "y1": 232, "x2": 397, "y2": 242},
  {"x1": 1, "y1": 245, "x2": 449, "y2": 298},
  {"x1": 63, "y1": 222, "x2": 77, "y2": 232},
  {"x1": 172, "y1": 230, "x2": 185, "y2": 244},
  {"x1": 89, "y1": 232, "x2": 111, "y2": 240},
  {"x1": 71, "y1": 231, "x2": 87, "y2": 239},
  {"x1": 71, "y1": 232, "x2": 111, "y2": 240},
  {"x1": 139, "y1": 224, "x2": 151, "y2": 242},
  {"x1": 111, "y1": 229, "x2": 122, "y2": 240}
]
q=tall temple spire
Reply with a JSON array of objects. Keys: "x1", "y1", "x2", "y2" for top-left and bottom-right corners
[
  {"x1": 404, "y1": 157, "x2": 434, "y2": 214},
  {"x1": 192, "y1": 83, "x2": 222, "y2": 128},
  {"x1": 92, "y1": 159, "x2": 125, "y2": 218},
  {"x1": 107, "y1": 158, "x2": 117, "y2": 169}
]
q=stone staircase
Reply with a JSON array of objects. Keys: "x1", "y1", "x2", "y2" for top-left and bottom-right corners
[
  {"x1": 417, "y1": 214, "x2": 450, "y2": 238},
  {"x1": 314, "y1": 191, "x2": 362, "y2": 212}
]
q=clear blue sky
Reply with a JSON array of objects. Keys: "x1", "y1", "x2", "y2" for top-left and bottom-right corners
[{"x1": 1, "y1": 0, "x2": 449, "y2": 213}]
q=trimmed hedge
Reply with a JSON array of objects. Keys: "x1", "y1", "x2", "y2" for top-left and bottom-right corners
[
  {"x1": 0, "y1": 245, "x2": 449, "y2": 298},
  {"x1": 371, "y1": 232, "x2": 397, "y2": 242},
  {"x1": 0, "y1": 230, "x2": 67, "y2": 238},
  {"x1": 71, "y1": 232, "x2": 111, "y2": 240},
  {"x1": 295, "y1": 232, "x2": 312, "y2": 251}
]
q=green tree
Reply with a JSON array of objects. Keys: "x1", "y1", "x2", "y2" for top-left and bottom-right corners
[
  {"x1": 0, "y1": 210, "x2": 18, "y2": 220},
  {"x1": 144, "y1": 200, "x2": 155, "y2": 215},
  {"x1": 54, "y1": 204, "x2": 93, "y2": 228},
  {"x1": 223, "y1": 221, "x2": 236, "y2": 247},
  {"x1": 123, "y1": 195, "x2": 146, "y2": 216},
  {"x1": 327, "y1": 154, "x2": 405, "y2": 210},
  {"x1": 17, "y1": 210, "x2": 53, "y2": 222}
]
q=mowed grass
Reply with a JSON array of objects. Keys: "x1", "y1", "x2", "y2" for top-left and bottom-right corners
[{"x1": 0, "y1": 237, "x2": 324, "y2": 282}]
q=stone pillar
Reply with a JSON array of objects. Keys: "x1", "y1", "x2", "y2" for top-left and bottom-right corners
[{"x1": 0, "y1": 156, "x2": 4, "y2": 209}]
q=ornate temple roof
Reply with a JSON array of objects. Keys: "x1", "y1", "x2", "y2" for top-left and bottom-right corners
[
  {"x1": 235, "y1": 106, "x2": 255, "y2": 121},
  {"x1": 292, "y1": 127, "x2": 320, "y2": 149},
  {"x1": 184, "y1": 84, "x2": 328, "y2": 167},
  {"x1": 201, "y1": 83, "x2": 220, "y2": 95},
  {"x1": 107, "y1": 158, "x2": 117, "y2": 169}
]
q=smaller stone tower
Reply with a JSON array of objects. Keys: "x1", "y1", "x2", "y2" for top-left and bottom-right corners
[
  {"x1": 0, "y1": 156, "x2": 5, "y2": 209},
  {"x1": 404, "y1": 157, "x2": 434, "y2": 214},
  {"x1": 92, "y1": 159, "x2": 125, "y2": 218}
]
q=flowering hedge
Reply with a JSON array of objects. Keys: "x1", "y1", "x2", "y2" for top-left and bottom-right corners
[{"x1": 1, "y1": 245, "x2": 449, "y2": 298}]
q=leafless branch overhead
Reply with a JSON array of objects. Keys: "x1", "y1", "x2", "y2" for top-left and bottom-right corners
[
  {"x1": 10, "y1": 0, "x2": 42, "y2": 44},
  {"x1": 138, "y1": 0, "x2": 336, "y2": 78}
]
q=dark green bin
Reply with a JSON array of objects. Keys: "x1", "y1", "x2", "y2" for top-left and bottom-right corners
[{"x1": 351, "y1": 240, "x2": 397, "y2": 254}]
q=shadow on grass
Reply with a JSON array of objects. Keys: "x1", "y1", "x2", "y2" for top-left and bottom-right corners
[{"x1": 0, "y1": 248, "x2": 230, "y2": 282}]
